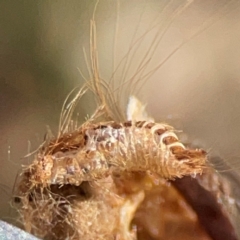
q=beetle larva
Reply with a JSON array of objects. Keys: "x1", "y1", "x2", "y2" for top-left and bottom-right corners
[{"x1": 23, "y1": 120, "x2": 206, "y2": 188}]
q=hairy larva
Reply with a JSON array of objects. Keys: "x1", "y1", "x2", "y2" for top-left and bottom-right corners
[
  {"x1": 10, "y1": 0, "x2": 240, "y2": 240},
  {"x1": 21, "y1": 120, "x2": 206, "y2": 187}
]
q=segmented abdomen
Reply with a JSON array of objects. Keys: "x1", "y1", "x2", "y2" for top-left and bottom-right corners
[{"x1": 29, "y1": 121, "x2": 207, "y2": 186}]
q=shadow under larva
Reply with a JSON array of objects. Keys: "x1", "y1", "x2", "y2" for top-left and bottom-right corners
[{"x1": 3, "y1": 0, "x2": 240, "y2": 239}]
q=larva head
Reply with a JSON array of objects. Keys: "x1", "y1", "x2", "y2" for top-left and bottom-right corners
[{"x1": 167, "y1": 147, "x2": 207, "y2": 179}]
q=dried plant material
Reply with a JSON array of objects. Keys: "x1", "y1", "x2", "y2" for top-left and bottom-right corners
[
  {"x1": 173, "y1": 170, "x2": 238, "y2": 240},
  {"x1": 134, "y1": 180, "x2": 212, "y2": 240}
]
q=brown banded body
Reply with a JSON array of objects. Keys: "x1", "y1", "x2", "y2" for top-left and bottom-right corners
[{"x1": 25, "y1": 121, "x2": 206, "y2": 187}]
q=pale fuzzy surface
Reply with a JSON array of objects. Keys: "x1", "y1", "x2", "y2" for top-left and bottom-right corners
[
  {"x1": 127, "y1": 96, "x2": 154, "y2": 122},
  {"x1": 0, "y1": 220, "x2": 39, "y2": 240}
]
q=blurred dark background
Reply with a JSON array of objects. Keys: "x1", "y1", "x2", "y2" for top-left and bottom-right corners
[{"x1": 0, "y1": 0, "x2": 240, "y2": 226}]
